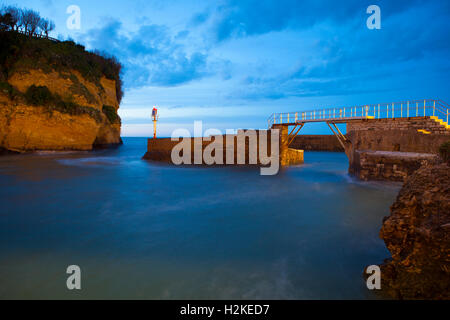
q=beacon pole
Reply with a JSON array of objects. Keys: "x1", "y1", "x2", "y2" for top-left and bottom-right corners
[{"x1": 152, "y1": 107, "x2": 158, "y2": 139}]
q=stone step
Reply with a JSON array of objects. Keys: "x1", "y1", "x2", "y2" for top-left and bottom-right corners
[{"x1": 430, "y1": 116, "x2": 450, "y2": 129}]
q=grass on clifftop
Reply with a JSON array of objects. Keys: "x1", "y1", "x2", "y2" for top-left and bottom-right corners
[{"x1": 0, "y1": 31, "x2": 123, "y2": 104}]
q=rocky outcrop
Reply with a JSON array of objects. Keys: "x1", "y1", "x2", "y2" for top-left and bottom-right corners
[
  {"x1": 377, "y1": 162, "x2": 450, "y2": 299},
  {"x1": 93, "y1": 121, "x2": 122, "y2": 148},
  {"x1": 0, "y1": 69, "x2": 122, "y2": 152}
]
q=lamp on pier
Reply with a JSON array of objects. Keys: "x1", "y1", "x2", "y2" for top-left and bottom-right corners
[{"x1": 152, "y1": 107, "x2": 158, "y2": 139}]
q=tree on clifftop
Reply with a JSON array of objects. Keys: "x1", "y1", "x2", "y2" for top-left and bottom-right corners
[
  {"x1": 39, "y1": 18, "x2": 55, "y2": 38},
  {"x1": 0, "y1": 12, "x2": 12, "y2": 31},
  {"x1": 0, "y1": 5, "x2": 55, "y2": 38},
  {"x1": 0, "y1": 6, "x2": 20, "y2": 30},
  {"x1": 21, "y1": 9, "x2": 41, "y2": 36}
]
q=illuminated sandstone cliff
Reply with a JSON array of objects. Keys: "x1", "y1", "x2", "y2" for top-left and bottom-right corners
[
  {"x1": 0, "y1": 69, "x2": 121, "y2": 152},
  {"x1": 0, "y1": 31, "x2": 123, "y2": 153}
]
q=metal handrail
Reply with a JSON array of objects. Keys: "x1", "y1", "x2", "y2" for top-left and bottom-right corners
[
  {"x1": 268, "y1": 99, "x2": 450, "y2": 128},
  {"x1": 3, "y1": 30, "x2": 60, "y2": 42}
]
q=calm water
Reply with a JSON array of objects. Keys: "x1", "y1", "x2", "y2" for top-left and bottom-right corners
[{"x1": 0, "y1": 137, "x2": 400, "y2": 299}]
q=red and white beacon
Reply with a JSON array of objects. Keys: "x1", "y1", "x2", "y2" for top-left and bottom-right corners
[{"x1": 152, "y1": 107, "x2": 158, "y2": 139}]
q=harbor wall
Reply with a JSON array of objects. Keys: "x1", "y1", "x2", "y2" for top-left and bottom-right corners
[
  {"x1": 347, "y1": 117, "x2": 449, "y2": 181},
  {"x1": 143, "y1": 130, "x2": 304, "y2": 167},
  {"x1": 347, "y1": 117, "x2": 449, "y2": 154},
  {"x1": 290, "y1": 135, "x2": 344, "y2": 152}
]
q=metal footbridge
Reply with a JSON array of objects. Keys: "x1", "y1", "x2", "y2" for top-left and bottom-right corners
[{"x1": 267, "y1": 99, "x2": 450, "y2": 151}]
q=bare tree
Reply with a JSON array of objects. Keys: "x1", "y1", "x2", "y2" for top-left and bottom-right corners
[
  {"x1": 1, "y1": 5, "x2": 21, "y2": 30},
  {"x1": 28, "y1": 10, "x2": 41, "y2": 35},
  {"x1": 1, "y1": 5, "x2": 57, "y2": 39},
  {"x1": 21, "y1": 9, "x2": 41, "y2": 36},
  {"x1": 39, "y1": 18, "x2": 55, "y2": 38},
  {"x1": 38, "y1": 17, "x2": 46, "y2": 36},
  {"x1": 20, "y1": 9, "x2": 31, "y2": 34},
  {"x1": 0, "y1": 13, "x2": 10, "y2": 31},
  {"x1": 49, "y1": 20, "x2": 55, "y2": 36}
]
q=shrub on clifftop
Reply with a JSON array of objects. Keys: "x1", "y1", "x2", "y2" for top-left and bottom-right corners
[{"x1": 0, "y1": 11, "x2": 123, "y2": 104}]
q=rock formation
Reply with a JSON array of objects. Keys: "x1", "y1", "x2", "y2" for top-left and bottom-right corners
[
  {"x1": 0, "y1": 70, "x2": 122, "y2": 152},
  {"x1": 377, "y1": 161, "x2": 450, "y2": 299},
  {"x1": 0, "y1": 32, "x2": 122, "y2": 152}
]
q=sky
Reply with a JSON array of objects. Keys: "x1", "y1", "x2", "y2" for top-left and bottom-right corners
[{"x1": 3, "y1": 0, "x2": 450, "y2": 136}]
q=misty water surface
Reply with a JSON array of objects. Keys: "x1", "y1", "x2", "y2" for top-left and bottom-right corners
[{"x1": 0, "y1": 138, "x2": 401, "y2": 299}]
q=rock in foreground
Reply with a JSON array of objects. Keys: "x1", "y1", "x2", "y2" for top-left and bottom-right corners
[{"x1": 379, "y1": 162, "x2": 450, "y2": 299}]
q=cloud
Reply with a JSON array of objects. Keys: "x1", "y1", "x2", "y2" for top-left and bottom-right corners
[
  {"x1": 190, "y1": 10, "x2": 210, "y2": 27},
  {"x1": 224, "y1": 0, "x2": 450, "y2": 99},
  {"x1": 79, "y1": 19, "x2": 210, "y2": 88},
  {"x1": 211, "y1": 0, "x2": 427, "y2": 42},
  {"x1": 77, "y1": 0, "x2": 449, "y2": 103}
]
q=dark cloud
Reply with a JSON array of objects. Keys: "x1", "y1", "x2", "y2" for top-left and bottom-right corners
[
  {"x1": 226, "y1": 0, "x2": 450, "y2": 99},
  {"x1": 212, "y1": 0, "x2": 427, "y2": 42},
  {"x1": 78, "y1": 0, "x2": 449, "y2": 101}
]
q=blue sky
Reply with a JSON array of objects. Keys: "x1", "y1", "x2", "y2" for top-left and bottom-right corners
[{"x1": 4, "y1": 0, "x2": 450, "y2": 136}]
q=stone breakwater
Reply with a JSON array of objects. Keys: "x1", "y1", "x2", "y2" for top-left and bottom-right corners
[
  {"x1": 143, "y1": 130, "x2": 304, "y2": 170},
  {"x1": 372, "y1": 161, "x2": 450, "y2": 299},
  {"x1": 290, "y1": 135, "x2": 344, "y2": 152}
]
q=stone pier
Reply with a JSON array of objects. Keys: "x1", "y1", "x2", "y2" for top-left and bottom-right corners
[{"x1": 143, "y1": 129, "x2": 304, "y2": 167}]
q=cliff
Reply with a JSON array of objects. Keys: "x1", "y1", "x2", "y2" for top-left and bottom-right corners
[
  {"x1": 0, "y1": 31, "x2": 122, "y2": 152},
  {"x1": 377, "y1": 161, "x2": 450, "y2": 299}
]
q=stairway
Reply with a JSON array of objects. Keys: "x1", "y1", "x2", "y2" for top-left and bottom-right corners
[
  {"x1": 430, "y1": 116, "x2": 450, "y2": 130},
  {"x1": 416, "y1": 116, "x2": 450, "y2": 135}
]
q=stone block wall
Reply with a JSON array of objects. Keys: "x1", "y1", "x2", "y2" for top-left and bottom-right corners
[
  {"x1": 284, "y1": 149, "x2": 304, "y2": 166},
  {"x1": 347, "y1": 117, "x2": 448, "y2": 181},
  {"x1": 352, "y1": 150, "x2": 439, "y2": 182},
  {"x1": 347, "y1": 117, "x2": 449, "y2": 135},
  {"x1": 143, "y1": 129, "x2": 304, "y2": 167},
  {"x1": 347, "y1": 117, "x2": 449, "y2": 154},
  {"x1": 290, "y1": 135, "x2": 344, "y2": 152}
]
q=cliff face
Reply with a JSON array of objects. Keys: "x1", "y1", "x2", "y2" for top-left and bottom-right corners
[
  {"x1": 378, "y1": 162, "x2": 450, "y2": 299},
  {"x1": 0, "y1": 69, "x2": 122, "y2": 152}
]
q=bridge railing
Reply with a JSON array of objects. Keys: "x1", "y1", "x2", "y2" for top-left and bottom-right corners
[
  {"x1": 268, "y1": 99, "x2": 450, "y2": 128},
  {"x1": 3, "y1": 30, "x2": 60, "y2": 43}
]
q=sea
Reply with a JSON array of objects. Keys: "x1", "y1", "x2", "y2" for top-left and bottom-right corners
[{"x1": 0, "y1": 137, "x2": 401, "y2": 299}]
